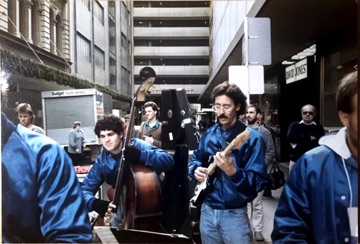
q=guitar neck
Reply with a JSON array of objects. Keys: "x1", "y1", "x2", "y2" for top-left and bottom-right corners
[
  {"x1": 206, "y1": 137, "x2": 241, "y2": 176},
  {"x1": 124, "y1": 98, "x2": 137, "y2": 147},
  {"x1": 112, "y1": 99, "x2": 135, "y2": 207}
]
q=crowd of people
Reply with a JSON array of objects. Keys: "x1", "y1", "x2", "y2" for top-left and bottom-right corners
[{"x1": 2, "y1": 70, "x2": 357, "y2": 243}]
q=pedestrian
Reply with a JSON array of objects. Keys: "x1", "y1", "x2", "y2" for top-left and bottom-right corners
[
  {"x1": 287, "y1": 104, "x2": 325, "y2": 172},
  {"x1": 137, "y1": 101, "x2": 162, "y2": 148},
  {"x1": 2, "y1": 112, "x2": 92, "y2": 242},
  {"x1": 124, "y1": 114, "x2": 130, "y2": 129},
  {"x1": 272, "y1": 71, "x2": 358, "y2": 243},
  {"x1": 68, "y1": 121, "x2": 85, "y2": 165},
  {"x1": 16, "y1": 102, "x2": 45, "y2": 135},
  {"x1": 257, "y1": 108, "x2": 277, "y2": 197},
  {"x1": 81, "y1": 114, "x2": 174, "y2": 227},
  {"x1": 246, "y1": 105, "x2": 276, "y2": 241},
  {"x1": 188, "y1": 81, "x2": 267, "y2": 244},
  {"x1": 238, "y1": 112, "x2": 247, "y2": 125}
]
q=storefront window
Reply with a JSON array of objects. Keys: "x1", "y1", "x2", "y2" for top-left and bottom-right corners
[{"x1": 323, "y1": 46, "x2": 357, "y2": 130}]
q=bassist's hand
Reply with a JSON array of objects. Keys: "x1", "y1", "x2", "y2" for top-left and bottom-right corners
[
  {"x1": 124, "y1": 145, "x2": 141, "y2": 163},
  {"x1": 93, "y1": 199, "x2": 116, "y2": 217},
  {"x1": 214, "y1": 152, "x2": 236, "y2": 177},
  {"x1": 194, "y1": 167, "x2": 207, "y2": 182}
]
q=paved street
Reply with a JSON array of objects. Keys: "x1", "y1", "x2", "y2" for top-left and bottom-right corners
[{"x1": 252, "y1": 163, "x2": 290, "y2": 244}]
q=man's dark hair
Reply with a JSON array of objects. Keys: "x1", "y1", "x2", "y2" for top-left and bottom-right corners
[
  {"x1": 94, "y1": 114, "x2": 124, "y2": 137},
  {"x1": 256, "y1": 106, "x2": 262, "y2": 115},
  {"x1": 336, "y1": 71, "x2": 357, "y2": 114},
  {"x1": 247, "y1": 104, "x2": 261, "y2": 115},
  {"x1": 211, "y1": 81, "x2": 247, "y2": 116}
]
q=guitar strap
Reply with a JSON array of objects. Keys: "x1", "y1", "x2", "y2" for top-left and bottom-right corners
[
  {"x1": 223, "y1": 122, "x2": 247, "y2": 148},
  {"x1": 204, "y1": 122, "x2": 247, "y2": 167}
]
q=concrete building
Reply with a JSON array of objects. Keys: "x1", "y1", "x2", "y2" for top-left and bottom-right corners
[
  {"x1": 0, "y1": 0, "x2": 133, "y2": 125},
  {"x1": 132, "y1": 1, "x2": 210, "y2": 104},
  {"x1": 70, "y1": 0, "x2": 132, "y2": 99}
]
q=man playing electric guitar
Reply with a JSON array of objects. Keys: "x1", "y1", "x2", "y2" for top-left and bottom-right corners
[{"x1": 188, "y1": 81, "x2": 267, "y2": 244}]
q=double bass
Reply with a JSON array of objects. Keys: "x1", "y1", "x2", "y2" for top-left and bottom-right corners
[{"x1": 112, "y1": 67, "x2": 163, "y2": 232}]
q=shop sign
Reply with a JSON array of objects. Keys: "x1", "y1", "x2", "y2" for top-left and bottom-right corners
[{"x1": 285, "y1": 58, "x2": 307, "y2": 84}]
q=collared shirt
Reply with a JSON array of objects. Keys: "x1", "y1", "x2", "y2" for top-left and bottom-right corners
[
  {"x1": 299, "y1": 120, "x2": 317, "y2": 125},
  {"x1": 145, "y1": 119, "x2": 160, "y2": 130}
]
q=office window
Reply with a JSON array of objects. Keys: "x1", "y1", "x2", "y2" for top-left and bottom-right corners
[
  {"x1": 121, "y1": 67, "x2": 130, "y2": 83},
  {"x1": 80, "y1": 0, "x2": 90, "y2": 11},
  {"x1": 121, "y1": 2, "x2": 129, "y2": 21},
  {"x1": 109, "y1": 1, "x2": 115, "y2": 18},
  {"x1": 121, "y1": 34, "x2": 129, "y2": 51},
  {"x1": 94, "y1": 46, "x2": 105, "y2": 69},
  {"x1": 76, "y1": 33, "x2": 91, "y2": 62},
  {"x1": 94, "y1": 1, "x2": 104, "y2": 25}
]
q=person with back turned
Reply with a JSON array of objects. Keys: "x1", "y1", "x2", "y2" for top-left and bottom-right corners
[
  {"x1": 188, "y1": 81, "x2": 267, "y2": 244},
  {"x1": 272, "y1": 71, "x2": 358, "y2": 243},
  {"x1": 2, "y1": 112, "x2": 92, "y2": 242}
]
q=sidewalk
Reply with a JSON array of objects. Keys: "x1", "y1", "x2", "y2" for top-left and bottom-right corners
[{"x1": 252, "y1": 162, "x2": 290, "y2": 244}]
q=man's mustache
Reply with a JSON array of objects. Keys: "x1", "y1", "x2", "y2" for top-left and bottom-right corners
[{"x1": 217, "y1": 114, "x2": 228, "y2": 119}]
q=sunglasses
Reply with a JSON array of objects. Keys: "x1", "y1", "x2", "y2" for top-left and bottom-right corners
[{"x1": 302, "y1": 111, "x2": 314, "y2": 116}]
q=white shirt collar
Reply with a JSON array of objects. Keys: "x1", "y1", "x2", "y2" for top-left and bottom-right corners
[{"x1": 299, "y1": 120, "x2": 317, "y2": 125}]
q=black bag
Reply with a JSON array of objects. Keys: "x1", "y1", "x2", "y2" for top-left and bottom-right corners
[{"x1": 266, "y1": 162, "x2": 285, "y2": 190}]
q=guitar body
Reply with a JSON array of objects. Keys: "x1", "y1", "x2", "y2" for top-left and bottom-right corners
[
  {"x1": 122, "y1": 162, "x2": 163, "y2": 232},
  {"x1": 190, "y1": 175, "x2": 214, "y2": 207}
]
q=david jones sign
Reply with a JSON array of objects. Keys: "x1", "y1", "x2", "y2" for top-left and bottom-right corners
[{"x1": 285, "y1": 58, "x2": 308, "y2": 84}]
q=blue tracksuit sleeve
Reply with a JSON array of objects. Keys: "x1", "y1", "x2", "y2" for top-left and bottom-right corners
[
  {"x1": 36, "y1": 144, "x2": 92, "y2": 242},
  {"x1": 131, "y1": 138, "x2": 174, "y2": 171},
  {"x1": 81, "y1": 155, "x2": 107, "y2": 210}
]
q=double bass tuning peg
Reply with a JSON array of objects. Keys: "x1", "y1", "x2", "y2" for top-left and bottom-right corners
[{"x1": 139, "y1": 67, "x2": 156, "y2": 79}]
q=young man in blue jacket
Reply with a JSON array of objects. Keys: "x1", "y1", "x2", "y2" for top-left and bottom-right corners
[
  {"x1": 188, "y1": 81, "x2": 267, "y2": 244},
  {"x1": 272, "y1": 71, "x2": 358, "y2": 243},
  {"x1": 2, "y1": 112, "x2": 92, "y2": 243},
  {"x1": 81, "y1": 114, "x2": 174, "y2": 226}
]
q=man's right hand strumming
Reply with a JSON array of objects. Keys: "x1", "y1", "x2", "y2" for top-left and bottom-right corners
[{"x1": 194, "y1": 167, "x2": 207, "y2": 182}]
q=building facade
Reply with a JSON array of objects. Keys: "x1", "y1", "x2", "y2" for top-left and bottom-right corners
[
  {"x1": 0, "y1": 0, "x2": 133, "y2": 126},
  {"x1": 70, "y1": 0, "x2": 132, "y2": 98},
  {"x1": 132, "y1": 1, "x2": 210, "y2": 104}
]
